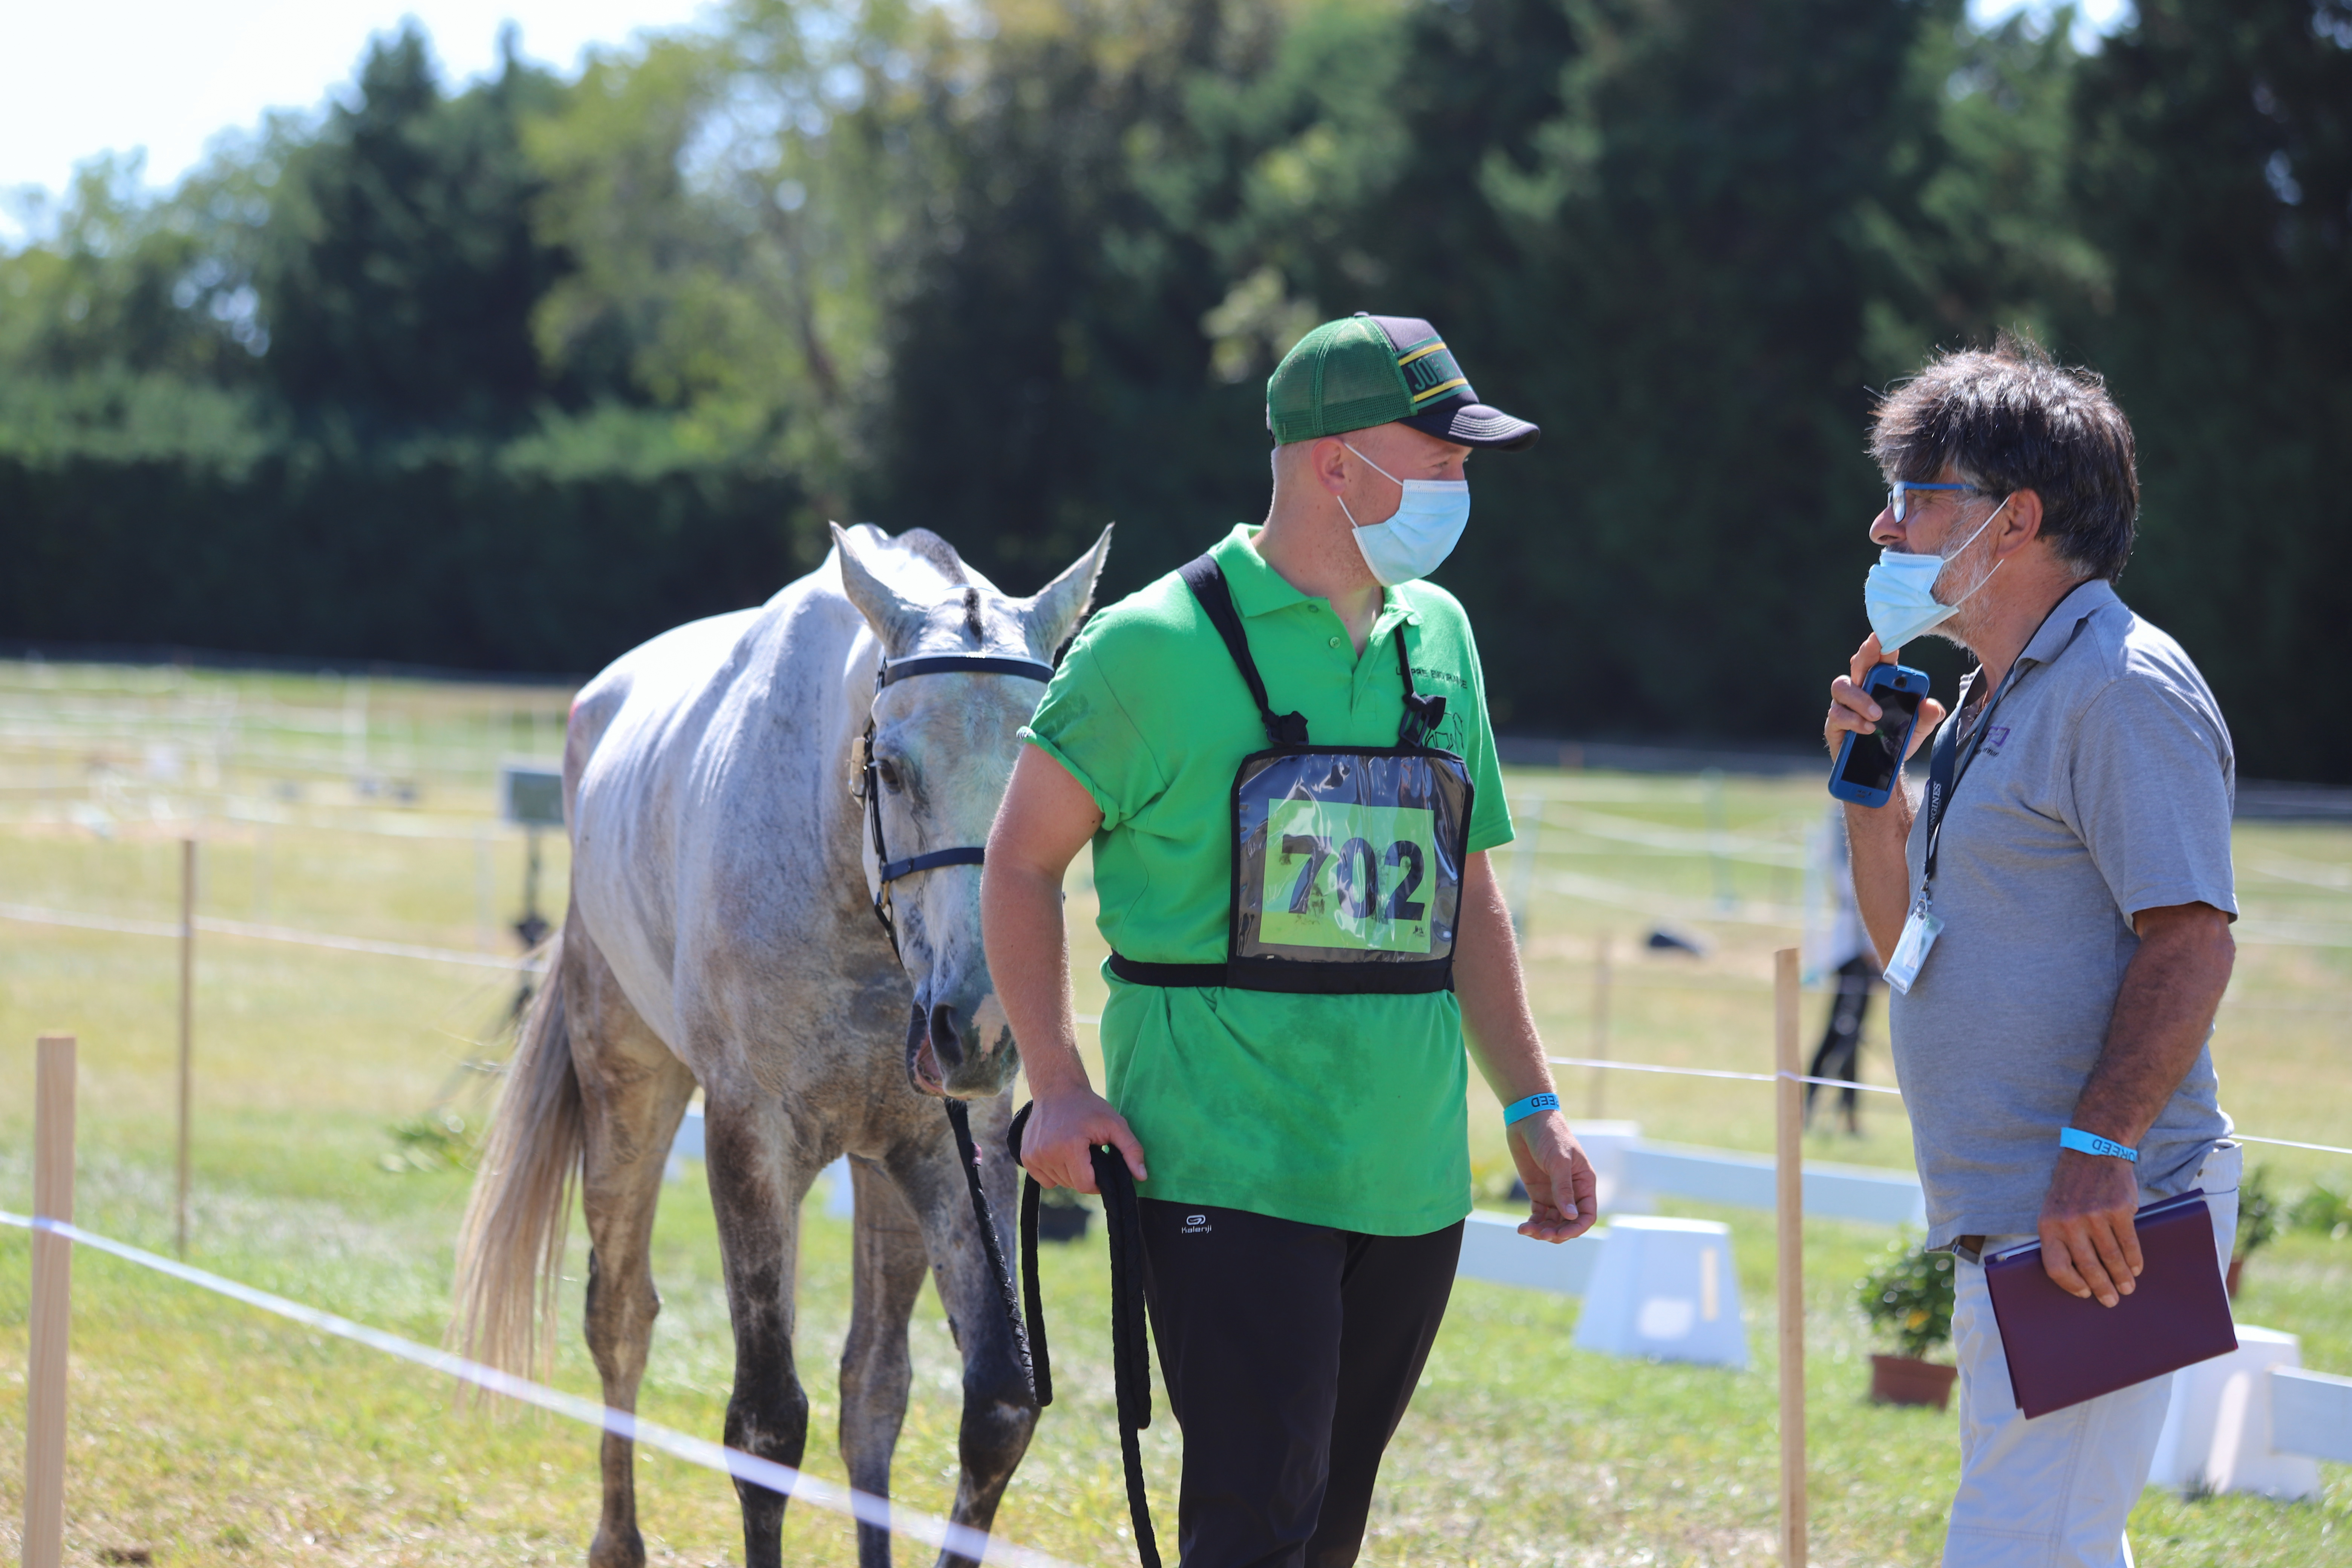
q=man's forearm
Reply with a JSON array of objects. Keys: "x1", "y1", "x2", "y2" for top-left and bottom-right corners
[
  {"x1": 1842, "y1": 796, "x2": 1915, "y2": 965},
  {"x1": 2069, "y1": 906, "x2": 2234, "y2": 1144},
  {"x1": 1455, "y1": 851, "x2": 1554, "y2": 1102},
  {"x1": 980, "y1": 862, "x2": 1091, "y2": 1096}
]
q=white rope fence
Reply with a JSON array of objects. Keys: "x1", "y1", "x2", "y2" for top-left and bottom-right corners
[
  {"x1": 0, "y1": 1203, "x2": 1081, "y2": 1568},
  {"x1": 1544, "y1": 1055, "x2": 2352, "y2": 1158},
  {"x1": 0, "y1": 901, "x2": 544, "y2": 973}
]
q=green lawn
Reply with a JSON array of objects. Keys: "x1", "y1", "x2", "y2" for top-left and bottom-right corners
[{"x1": 2, "y1": 660, "x2": 2346, "y2": 1565}]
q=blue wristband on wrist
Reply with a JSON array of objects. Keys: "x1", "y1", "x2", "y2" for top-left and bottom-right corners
[
  {"x1": 1504, "y1": 1093, "x2": 1560, "y2": 1127},
  {"x1": 2060, "y1": 1126, "x2": 2138, "y2": 1162}
]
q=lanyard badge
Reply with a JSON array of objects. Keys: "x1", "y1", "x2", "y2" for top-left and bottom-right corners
[{"x1": 1886, "y1": 668, "x2": 2014, "y2": 995}]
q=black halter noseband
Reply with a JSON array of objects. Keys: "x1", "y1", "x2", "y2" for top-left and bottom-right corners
[{"x1": 859, "y1": 652, "x2": 1056, "y2": 960}]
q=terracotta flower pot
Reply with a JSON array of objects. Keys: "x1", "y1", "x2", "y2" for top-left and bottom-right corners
[{"x1": 1870, "y1": 1353, "x2": 1958, "y2": 1410}]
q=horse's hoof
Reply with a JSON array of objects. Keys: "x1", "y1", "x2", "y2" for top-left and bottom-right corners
[{"x1": 588, "y1": 1525, "x2": 647, "y2": 1568}]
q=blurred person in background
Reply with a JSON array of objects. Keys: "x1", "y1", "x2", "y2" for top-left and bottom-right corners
[
  {"x1": 1804, "y1": 804, "x2": 1880, "y2": 1135},
  {"x1": 1822, "y1": 335, "x2": 2237, "y2": 1568}
]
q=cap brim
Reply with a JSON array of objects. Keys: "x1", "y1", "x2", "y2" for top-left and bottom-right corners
[{"x1": 1402, "y1": 401, "x2": 1540, "y2": 450}]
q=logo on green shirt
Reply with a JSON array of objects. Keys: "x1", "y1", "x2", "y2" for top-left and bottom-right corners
[{"x1": 1256, "y1": 799, "x2": 1439, "y2": 954}]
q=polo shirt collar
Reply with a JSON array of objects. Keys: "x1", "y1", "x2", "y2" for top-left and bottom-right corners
[
  {"x1": 2018, "y1": 577, "x2": 2118, "y2": 670},
  {"x1": 1208, "y1": 524, "x2": 1421, "y2": 633}
]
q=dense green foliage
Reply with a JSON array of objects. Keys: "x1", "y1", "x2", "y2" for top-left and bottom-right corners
[{"x1": 3, "y1": 0, "x2": 2346, "y2": 778}]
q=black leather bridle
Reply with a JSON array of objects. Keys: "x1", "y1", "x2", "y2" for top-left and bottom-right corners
[
  {"x1": 858, "y1": 652, "x2": 1056, "y2": 961},
  {"x1": 858, "y1": 649, "x2": 1060, "y2": 1419}
]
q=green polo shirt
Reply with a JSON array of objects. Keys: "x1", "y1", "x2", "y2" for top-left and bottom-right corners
[{"x1": 1022, "y1": 524, "x2": 1513, "y2": 1235}]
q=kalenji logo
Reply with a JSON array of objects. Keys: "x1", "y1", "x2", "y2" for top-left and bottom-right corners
[{"x1": 1181, "y1": 1213, "x2": 1212, "y2": 1234}]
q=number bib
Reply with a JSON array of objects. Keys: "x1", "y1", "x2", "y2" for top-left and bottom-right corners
[
  {"x1": 1104, "y1": 552, "x2": 1474, "y2": 996},
  {"x1": 1229, "y1": 747, "x2": 1472, "y2": 991}
]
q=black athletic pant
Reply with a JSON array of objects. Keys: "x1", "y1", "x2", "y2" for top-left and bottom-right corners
[
  {"x1": 1805, "y1": 954, "x2": 1877, "y2": 1129},
  {"x1": 1136, "y1": 1199, "x2": 1463, "y2": 1568}
]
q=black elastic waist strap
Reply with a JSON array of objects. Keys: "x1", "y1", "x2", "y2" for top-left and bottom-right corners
[{"x1": 1108, "y1": 952, "x2": 1453, "y2": 994}]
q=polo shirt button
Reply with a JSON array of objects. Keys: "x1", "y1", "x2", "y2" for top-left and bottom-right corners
[{"x1": 1328, "y1": 635, "x2": 1341, "y2": 648}]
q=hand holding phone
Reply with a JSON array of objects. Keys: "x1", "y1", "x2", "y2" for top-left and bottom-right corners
[{"x1": 1828, "y1": 660, "x2": 1932, "y2": 808}]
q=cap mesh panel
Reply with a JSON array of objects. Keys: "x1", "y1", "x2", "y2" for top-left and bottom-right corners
[{"x1": 1266, "y1": 318, "x2": 1412, "y2": 442}]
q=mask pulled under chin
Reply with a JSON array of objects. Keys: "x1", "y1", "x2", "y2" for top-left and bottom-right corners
[
  {"x1": 1863, "y1": 496, "x2": 2009, "y2": 650},
  {"x1": 1338, "y1": 441, "x2": 1471, "y2": 586}
]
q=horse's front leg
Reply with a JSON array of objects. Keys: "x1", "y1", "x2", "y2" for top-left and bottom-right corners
[
  {"x1": 704, "y1": 1085, "x2": 820, "y2": 1568},
  {"x1": 840, "y1": 1156, "x2": 933, "y2": 1568},
  {"x1": 895, "y1": 1093, "x2": 1041, "y2": 1568}
]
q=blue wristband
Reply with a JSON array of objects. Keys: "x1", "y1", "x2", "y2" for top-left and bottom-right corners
[
  {"x1": 1504, "y1": 1093, "x2": 1560, "y2": 1127},
  {"x1": 2060, "y1": 1126, "x2": 2137, "y2": 1163}
]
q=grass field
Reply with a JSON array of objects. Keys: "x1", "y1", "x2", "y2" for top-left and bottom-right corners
[{"x1": 1, "y1": 660, "x2": 2346, "y2": 1566}]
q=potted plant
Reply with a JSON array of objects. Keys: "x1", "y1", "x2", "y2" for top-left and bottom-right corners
[
  {"x1": 2228, "y1": 1164, "x2": 2278, "y2": 1297},
  {"x1": 1855, "y1": 1236, "x2": 1958, "y2": 1409}
]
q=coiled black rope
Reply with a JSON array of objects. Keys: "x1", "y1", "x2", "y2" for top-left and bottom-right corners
[{"x1": 1004, "y1": 1101, "x2": 1162, "y2": 1568}]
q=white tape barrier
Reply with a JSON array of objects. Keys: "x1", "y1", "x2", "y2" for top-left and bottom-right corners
[
  {"x1": 0, "y1": 901, "x2": 545, "y2": 974},
  {"x1": 0, "y1": 1210, "x2": 1079, "y2": 1568},
  {"x1": 1548, "y1": 1056, "x2": 2352, "y2": 1160}
]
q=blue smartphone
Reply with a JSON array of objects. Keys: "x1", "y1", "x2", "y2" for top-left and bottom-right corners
[{"x1": 1828, "y1": 663, "x2": 1931, "y2": 808}]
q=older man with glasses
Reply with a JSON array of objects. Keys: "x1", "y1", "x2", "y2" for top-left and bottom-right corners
[{"x1": 1823, "y1": 335, "x2": 2239, "y2": 1568}]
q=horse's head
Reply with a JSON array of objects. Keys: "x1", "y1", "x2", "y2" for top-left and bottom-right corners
[{"x1": 833, "y1": 521, "x2": 1112, "y2": 1099}]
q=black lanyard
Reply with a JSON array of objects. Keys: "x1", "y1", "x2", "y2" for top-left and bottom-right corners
[
  {"x1": 1919, "y1": 593, "x2": 2092, "y2": 891},
  {"x1": 1920, "y1": 670, "x2": 2009, "y2": 891}
]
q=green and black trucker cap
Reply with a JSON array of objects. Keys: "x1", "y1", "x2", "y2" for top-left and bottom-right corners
[{"x1": 1267, "y1": 312, "x2": 1538, "y2": 450}]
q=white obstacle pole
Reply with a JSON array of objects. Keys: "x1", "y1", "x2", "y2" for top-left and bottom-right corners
[
  {"x1": 25, "y1": 1033, "x2": 77, "y2": 1568},
  {"x1": 176, "y1": 837, "x2": 196, "y2": 1258},
  {"x1": 1774, "y1": 948, "x2": 1806, "y2": 1568}
]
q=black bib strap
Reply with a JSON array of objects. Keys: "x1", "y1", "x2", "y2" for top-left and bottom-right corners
[
  {"x1": 1394, "y1": 633, "x2": 1447, "y2": 747},
  {"x1": 1180, "y1": 556, "x2": 1308, "y2": 747},
  {"x1": 1109, "y1": 952, "x2": 1454, "y2": 994}
]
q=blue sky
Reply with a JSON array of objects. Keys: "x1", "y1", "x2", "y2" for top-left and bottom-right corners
[
  {"x1": 3, "y1": 0, "x2": 2131, "y2": 245},
  {"x1": 1, "y1": 2, "x2": 716, "y2": 242}
]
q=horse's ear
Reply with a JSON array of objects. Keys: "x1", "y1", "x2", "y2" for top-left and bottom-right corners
[
  {"x1": 832, "y1": 523, "x2": 922, "y2": 651},
  {"x1": 1023, "y1": 524, "x2": 1113, "y2": 658}
]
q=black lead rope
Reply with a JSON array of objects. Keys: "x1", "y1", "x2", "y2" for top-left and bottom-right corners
[
  {"x1": 1003, "y1": 1101, "x2": 1162, "y2": 1568},
  {"x1": 942, "y1": 1095, "x2": 1038, "y2": 1407}
]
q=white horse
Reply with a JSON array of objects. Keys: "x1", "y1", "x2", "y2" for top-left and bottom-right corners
[{"x1": 454, "y1": 522, "x2": 1110, "y2": 1568}]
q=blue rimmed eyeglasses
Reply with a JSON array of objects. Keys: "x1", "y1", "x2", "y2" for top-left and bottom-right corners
[{"x1": 1887, "y1": 480, "x2": 1981, "y2": 522}]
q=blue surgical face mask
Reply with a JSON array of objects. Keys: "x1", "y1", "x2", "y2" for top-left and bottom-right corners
[
  {"x1": 1863, "y1": 496, "x2": 2010, "y2": 650},
  {"x1": 1338, "y1": 441, "x2": 1470, "y2": 586}
]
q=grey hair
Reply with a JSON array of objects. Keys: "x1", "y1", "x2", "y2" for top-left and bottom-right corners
[{"x1": 1871, "y1": 331, "x2": 2139, "y2": 582}]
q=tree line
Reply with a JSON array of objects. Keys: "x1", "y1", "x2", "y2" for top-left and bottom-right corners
[{"x1": 2, "y1": 0, "x2": 2345, "y2": 779}]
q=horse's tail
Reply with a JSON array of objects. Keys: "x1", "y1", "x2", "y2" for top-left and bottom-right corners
[{"x1": 453, "y1": 930, "x2": 582, "y2": 1387}]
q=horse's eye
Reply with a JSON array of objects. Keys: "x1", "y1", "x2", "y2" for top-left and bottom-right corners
[{"x1": 876, "y1": 759, "x2": 904, "y2": 794}]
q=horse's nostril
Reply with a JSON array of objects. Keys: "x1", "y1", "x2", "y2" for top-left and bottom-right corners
[{"x1": 928, "y1": 1002, "x2": 965, "y2": 1067}]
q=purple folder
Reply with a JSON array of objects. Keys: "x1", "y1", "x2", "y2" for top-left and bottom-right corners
[{"x1": 1983, "y1": 1189, "x2": 2237, "y2": 1419}]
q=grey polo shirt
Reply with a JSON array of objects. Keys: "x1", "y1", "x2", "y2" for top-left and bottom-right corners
[{"x1": 1888, "y1": 579, "x2": 2236, "y2": 1247}]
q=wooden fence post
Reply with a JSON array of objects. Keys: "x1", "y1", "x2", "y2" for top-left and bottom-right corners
[
  {"x1": 1774, "y1": 948, "x2": 1806, "y2": 1567},
  {"x1": 26, "y1": 1033, "x2": 78, "y2": 1568},
  {"x1": 177, "y1": 836, "x2": 195, "y2": 1258}
]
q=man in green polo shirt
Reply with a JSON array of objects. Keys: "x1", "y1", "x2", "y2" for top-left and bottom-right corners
[{"x1": 982, "y1": 313, "x2": 1597, "y2": 1566}]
